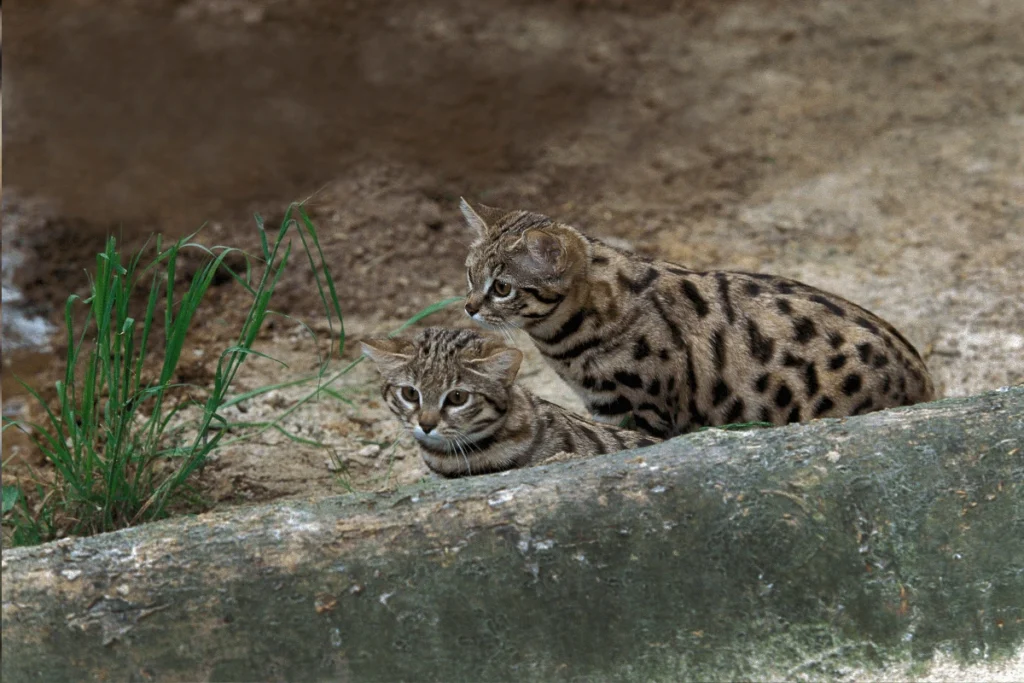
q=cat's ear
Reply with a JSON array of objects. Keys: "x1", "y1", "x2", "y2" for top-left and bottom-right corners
[
  {"x1": 361, "y1": 337, "x2": 413, "y2": 372},
  {"x1": 460, "y1": 198, "x2": 505, "y2": 240},
  {"x1": 517, "y1": 229, "x2": 567, "y2": 277},
  {"x1": 466, "y1": 346, "x2": 523, "y2": 385}
]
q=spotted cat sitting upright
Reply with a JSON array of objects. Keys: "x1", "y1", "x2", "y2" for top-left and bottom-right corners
[
  {"x1": 361, "y1": 327, "x2": 660, "y2": 478},
  {"x1": 460, "y1": 199, "x2": 935, "y2": 438}
]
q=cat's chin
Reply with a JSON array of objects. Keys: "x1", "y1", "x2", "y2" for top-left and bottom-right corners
[
  {"x1": 415, "y1": 430, "x2": 498, "y2": 455},
  {"x1": 414, "y1": 433, "x2": 449, "y2": 449}
]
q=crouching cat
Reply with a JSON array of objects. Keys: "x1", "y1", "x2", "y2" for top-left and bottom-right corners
[
  {"x1": 460, "y1": 200, "x2": 935, "y2": 438},
  {"x1": 361, "y1": 327, "x2": 660, "y2": 478}
]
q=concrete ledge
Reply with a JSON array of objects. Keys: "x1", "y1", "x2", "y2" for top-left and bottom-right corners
[{"x1": 3, "y1": 387, "x2": 1023, "y2": 681}]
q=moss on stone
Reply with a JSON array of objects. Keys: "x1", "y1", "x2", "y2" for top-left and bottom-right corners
[{"x1": 3, "y1": 388, "x2": 1023, "y2": 681}]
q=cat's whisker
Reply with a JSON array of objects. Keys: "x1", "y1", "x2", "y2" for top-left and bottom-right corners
[
  {"x1": 448, "y1": 430, "x2": 475, "y2": 479},
  {"x1": 496, "y1": 321, "x2": 521, "y2": 346},
  {"x1": 452, "y1": 430, "x2": 483, "y2": 475},
  {"x1": 487, "y1": 320, "x2": 512, "y2": 344},
  {"x1": 452, "y1": 433, "x2": 474, "y2": 475}
]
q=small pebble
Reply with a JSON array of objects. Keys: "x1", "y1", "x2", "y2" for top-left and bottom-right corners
[{"x1": 356, "y1": 444, "x2": 381, "y2": 458}]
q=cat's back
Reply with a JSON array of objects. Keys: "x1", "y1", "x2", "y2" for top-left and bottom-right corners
[{"x1": 643, "y1": 263, "x2": 935, "y2": 425}]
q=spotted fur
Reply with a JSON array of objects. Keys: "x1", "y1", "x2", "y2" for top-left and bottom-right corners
[
  {"x1": 361, "y1": 327, "x2": 659, "y2": 478},
  {"x1": 461, "y1": 199, "x2": 936, "y2": 438}
]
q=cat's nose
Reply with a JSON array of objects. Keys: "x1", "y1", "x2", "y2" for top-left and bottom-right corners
[
  {"x1": 419, "y1": 416, "x2": 439, "y2": 434},
  {"x1": 464, "y1": 299, "x2": 481, "y2": 316}
]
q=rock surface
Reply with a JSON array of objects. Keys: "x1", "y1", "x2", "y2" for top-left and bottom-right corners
[{"x1": 3, "y1": 387, "x2": 1023, "y2": 681}]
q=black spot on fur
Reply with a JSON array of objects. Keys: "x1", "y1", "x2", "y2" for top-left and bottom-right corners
[
  {"x1": 686, "y1": 352, "x2": 698, "y2": 393},
  {"x1": 712, "y1": 329, "x2": 727, "y2": 371},
  {"x1": 725, "y1": 398, "x2": 745, "y2": 423},
  {"x1": 853, "y1": 397, "x2": 875, "y2": 415},
  {"x1": 599, "y1": 380, "x2": 617, "y2": 392},
  {"x1": 632, "y1": 426, "x2": 662, "y2": 444},
  {"x1": 810, "y1": 294, "x2": 846, "y2": 317},
  {"x1": 746, "y1": 320, "x2": 775, "y2": 364},
  {"x1": 882, "y1": 374, "x2": 892, "y2": 394},
  {"x1": 856, "y1": 342, "x2": 873, "y2": 363},
  {"x1": 649, "y1": 293, "x2": 686, "y2": 348},
  {"x1": 759, "y1": 406, "x2": 773, "y2": 423},
  {"x1": 712, "y1": 379, "x2": 730, "y2": 407},
  {"x1": 776, "y1": 281, "x2": 795, "y2": 295},
  {"x1": 667, "y1": 376, "x2": 676, "y2": 394},
  {"x1": 592, "y1": 396, "x2": 633, "y2": 416},
  {"x1": 775, "y1": 384, "x2": 793, "y2": 408},
  {"x1": 614, "y1": 371, "x2": 644, "y2": 389},
  {"x1": 828, "y1": 331, "x2": 845, "y2": 349},
  {"x1": 618, "y1": 267, "x2": 660, "y2": 294},
  {"x1": 755, "y1": 373, "x2": 771, "y2": 393},
  {"x1": 638, "y1": 402, "x2": 672, "y2": 426},
  {"x1": 783, "y1": 352, "x2": 805, "y2": 368},
  {"x1": 842, "y1": 373, "x2": 863, "y2": 396},
  {"x1": 872, "y1": 354, "x2": 889, "y2": 368},
  {"x1": 804, "y1": 363, "x2": 820, "y2": 397},
  {"x1": 787, "y1": 405, "x2": 802, "y2": 424},
  {"x1": 776, "y1": 298, "x2": 794, "y2": 316},
  {"x1": 829, "y1": 354, "x2": 848, "y2": 371},
  {"x1": 716, "y1": 274, "x2": 735, "y2": 324},
  {"x1": 745, "y1": 282, "x2": 762, "y2": 297},
  {"x1": 633, "y1": 336, "x2": 651, "y2": 360},
  {"x1": 647, "y1": 378, "x2": 661, "y2": 397},
  {"x1": 591, "y1": 255, "x2": 609, "y2": 265},
  {"x1": 813, "y1": 396, "x2": 835, "y2": 417},
  {"x1": 855, "y1": 316, "x2": 879, "y2": 334},
  {"x1": 681, "y1": 280, "x2": 709, "y2": 317},
  {"x1": 793, "y1": 317, "x2": 817, "y2": 344},
  {"x1": 688, "y1": 400, "x2": 707, "y2": 428},
  {"x1": 659, "y1": 349, "x2": 671, "y2": 361},
  {"x1": 582, "y1": 376, "x2": 597, "y2": 390}
]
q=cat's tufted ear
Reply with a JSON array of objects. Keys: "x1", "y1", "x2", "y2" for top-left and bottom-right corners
[
  {"x1": 465, "y1": 345, "x2": 523, "y2": 386},
  {"x1": 361, "y1": 337, "x2": 413, "y2": 373},
  {"x1": 459, "y1": 198, "x2": 506, "y2": 240},
  {"x1": 517, "y1": 228, "x2": 568, "y2": 277}
]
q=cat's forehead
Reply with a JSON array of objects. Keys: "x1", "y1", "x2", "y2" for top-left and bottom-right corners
[
  {"x1": 465, "y1": 231, "x2": 524, "y2": 282},
  {"x1": 407, "y1": 328, "x2": 485, "y2": 380},
  {"x1": 413, "y1": 327, "x2": 483, "y2": 354},
  {"x1": 496, "y1": 210, "x2": 553, "y2": 235},
  {"x1": 465, "y1": 247, "x2": 500, "y2": 288},
  {"x1": 466, "y1": 211, "x2": 553, "y2": 274}
]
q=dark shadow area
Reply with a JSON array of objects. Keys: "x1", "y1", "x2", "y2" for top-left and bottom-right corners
[{"x1": 4, "y1": 1, "x2": 608, "y2": 228}]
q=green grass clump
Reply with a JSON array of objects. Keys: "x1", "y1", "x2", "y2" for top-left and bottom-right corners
[{"x1": 1, "y1": 205, "x2": 351, "y2": 545}]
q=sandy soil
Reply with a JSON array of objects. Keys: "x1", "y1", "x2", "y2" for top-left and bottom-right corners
[{"x1": 2, "y1": 0, "x2": 1022, "y2": 509}]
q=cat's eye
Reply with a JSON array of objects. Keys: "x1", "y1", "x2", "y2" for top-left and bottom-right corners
[
  {"x1": 398, "y1": 386, "x2": 420, "y2": 403},
  {"x1": 491, "y1": 280, "x2": 512, "y2": 298},
  {"x1": 444, "y1": 389, "x2": 470, "y2": 407}
]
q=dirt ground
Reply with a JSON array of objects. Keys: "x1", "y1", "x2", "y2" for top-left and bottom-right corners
[{"x1": 3, "y1": 0, "x2": 1023, "y2": 510}]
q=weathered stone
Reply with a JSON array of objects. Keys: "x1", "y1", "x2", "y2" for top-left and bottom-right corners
[{"x1": 3, "y1": 387, "x2": 1023, "y2": 681}]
